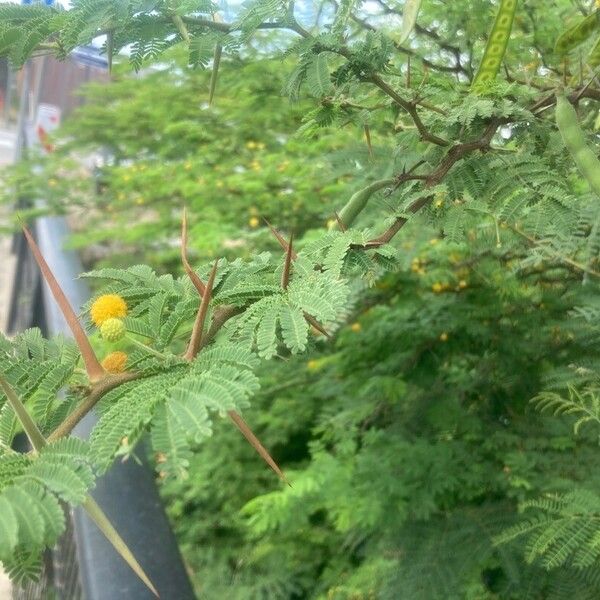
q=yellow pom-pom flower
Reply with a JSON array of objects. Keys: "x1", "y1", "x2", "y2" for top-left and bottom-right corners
[
  {"x1": 350, "y1": 322, "x2": 362, "y2": 332},
  {"x1": 90, "y1": 294, "x2": 127, "y2": 327},
  {"x1": 101, "y1": 351, "x2": 128, "y2": 374},
  {"x1": 100, "y1": 318, "x2": 126, "y2": 342}
]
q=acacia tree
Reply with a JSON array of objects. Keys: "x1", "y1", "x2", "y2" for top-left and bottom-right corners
[{"x1": 1, "y1": 0, "x2": 600, "y2": 595}]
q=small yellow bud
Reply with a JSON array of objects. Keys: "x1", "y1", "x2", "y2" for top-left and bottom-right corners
[
  {"x1": 429, "y1": 238, "x2": 439, "y2": 245},
  {"x1": 248, "y1": 216, "x2": 260, "y2": 228},
  {"x1": 90, "y1": 294, "x2": 127, "y2": 327},
  {"x1": 458, "y1": 280, "x2": 468, "y2": 289},
  {"x1": 350, "y1": 322, "x2": 362, "y2": 332},
  {"x1": 432, "y1": 282, "x2": 443, "y2": 293},
  {"x1": 100, "y1": 318, "x2": 126, "y2": 342},
  {"x1": 439, "y1": 332, "x2": 448, "y2": 342},
  {"x1": 101, "y1": 351, "x2": 128, "y2": 374},
  {"x1": 48, "y1": 178, "x2": 58, "y2": 187},
  {"x1": 246, "y1": 141, "x2": 257, "y2": 149},
  {"x1": 184, "y1": 161, "x2": 193, "y2": 171},
  {"x1": 307, "y1": 360, "x2": 320, "y2": 371}
]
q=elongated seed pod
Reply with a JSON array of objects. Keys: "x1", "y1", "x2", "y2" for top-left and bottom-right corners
[
  {"x1": 556, "y1": 11, "x2": 600, "y2": 55},
  {"x1": 555, "y1": 92, "x2": 600, "y2": 199},
  {"x1": 398, "y1": 0, "x2": 422, "y2": 45},
  {"x1": 472, "y1": 0, "x2": 518, "y2": 90},
  {"x1": 335, "y1": 178, "x2": 395, "y2": 229}
]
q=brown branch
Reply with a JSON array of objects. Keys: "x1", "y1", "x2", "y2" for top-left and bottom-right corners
[
  {"x1": 184, "y1": 259, "x2": 219, "y2": 361},
  {"x1": 360, "y1": 120, "x2": 502, "y2": 248},
  {"x1": 22, "y1": 226, "x2": 105, "y2": 383},
  {"x1": 369, "y1": 74, "x2": 449, "y2": 146},
  {"x1": 47, "y1": 371, "x2": 142, "y2": 442}
]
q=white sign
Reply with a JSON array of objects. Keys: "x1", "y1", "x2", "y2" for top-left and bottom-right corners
[{"x1": 34, "y1": 103, "x2": 61, "y2": 153}]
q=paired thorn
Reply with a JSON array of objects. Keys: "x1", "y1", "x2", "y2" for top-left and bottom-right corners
[
  {"x1": 263, "y1": 218, "x2": 298, "y2": 260},
  {"x1": 22, "y1": 225, "x2": 106, "y2": 383},
  {"x1": 181, "y1": 209, "x2": 207, "y2": 297},
  {"x1": 184, "y1": 258, "x2": 219, "y2": 361},
  {"x1": 227, "y1": 410, "x2": 291, "y2": 486},
  {"x1": 281, "y1": 232, "x2": 294, "y2": 290},
  {"x1": 265, "y1": 220, "x2": 331, "y2": 338}
]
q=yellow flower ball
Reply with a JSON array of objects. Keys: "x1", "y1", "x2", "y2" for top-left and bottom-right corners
[
  {"x1": 100, "y1": 318, "x2": 126, "y2": 342},
  {"x1": 439, "y1": 332, "x2": 448, "y2": 342},
  {"x1": 248, "y1": 216, "x2": 260, "y2": 228},
  {"x1": 350, "y1": 322, "x2": 362, "y2": 332},
  {"x1": 432, "y1": 282, "x2": 443, "y2": 293},
  {"x1": 458, "y1": 280, "x2": 468, "y2": 289},
  {"x1": 101, "y1": 351, "x2": 128, "y2": 374},
  {"x1": 307, "y1": 360, "x2": 320, "y2": 371},
  {"x1": 90, "y1": 294, "x2": 128, "y2": 327}
]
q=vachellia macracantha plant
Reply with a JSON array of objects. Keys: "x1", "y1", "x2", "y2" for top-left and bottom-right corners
[
  {"x1": 4, "y1": 0, "x2": 600, "y2": 594},
  {"x1": 0, "y1": 210, "x2": 399, "y2": 592}
]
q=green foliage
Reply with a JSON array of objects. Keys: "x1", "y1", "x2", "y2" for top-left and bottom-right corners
[
  {"x1": 495, "y1": 489, "x2": 600, "y2": 570},
  {"x1": 0, "y1": 438, "x2": 95, "y2": 581}
]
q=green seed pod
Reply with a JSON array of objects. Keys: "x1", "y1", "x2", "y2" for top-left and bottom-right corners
[
  {"x1": 398, "y1": 0, "x2": 423, "y2": 45},
  {"x1": 556, "y1": 11, "x2": 600, "y2": 55},
  {"x1": 472, "y1": 0, "x2": 519, "y2": 91},
  {"x1": 100, "y1": 318, "x2": 126, "y2": 343},
  {"x1": 335, "y1": 179, "x2": 395, "y2": 229},
  {"x1": 555, "y1": 92, "x2": 600, "y2": 200}
]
